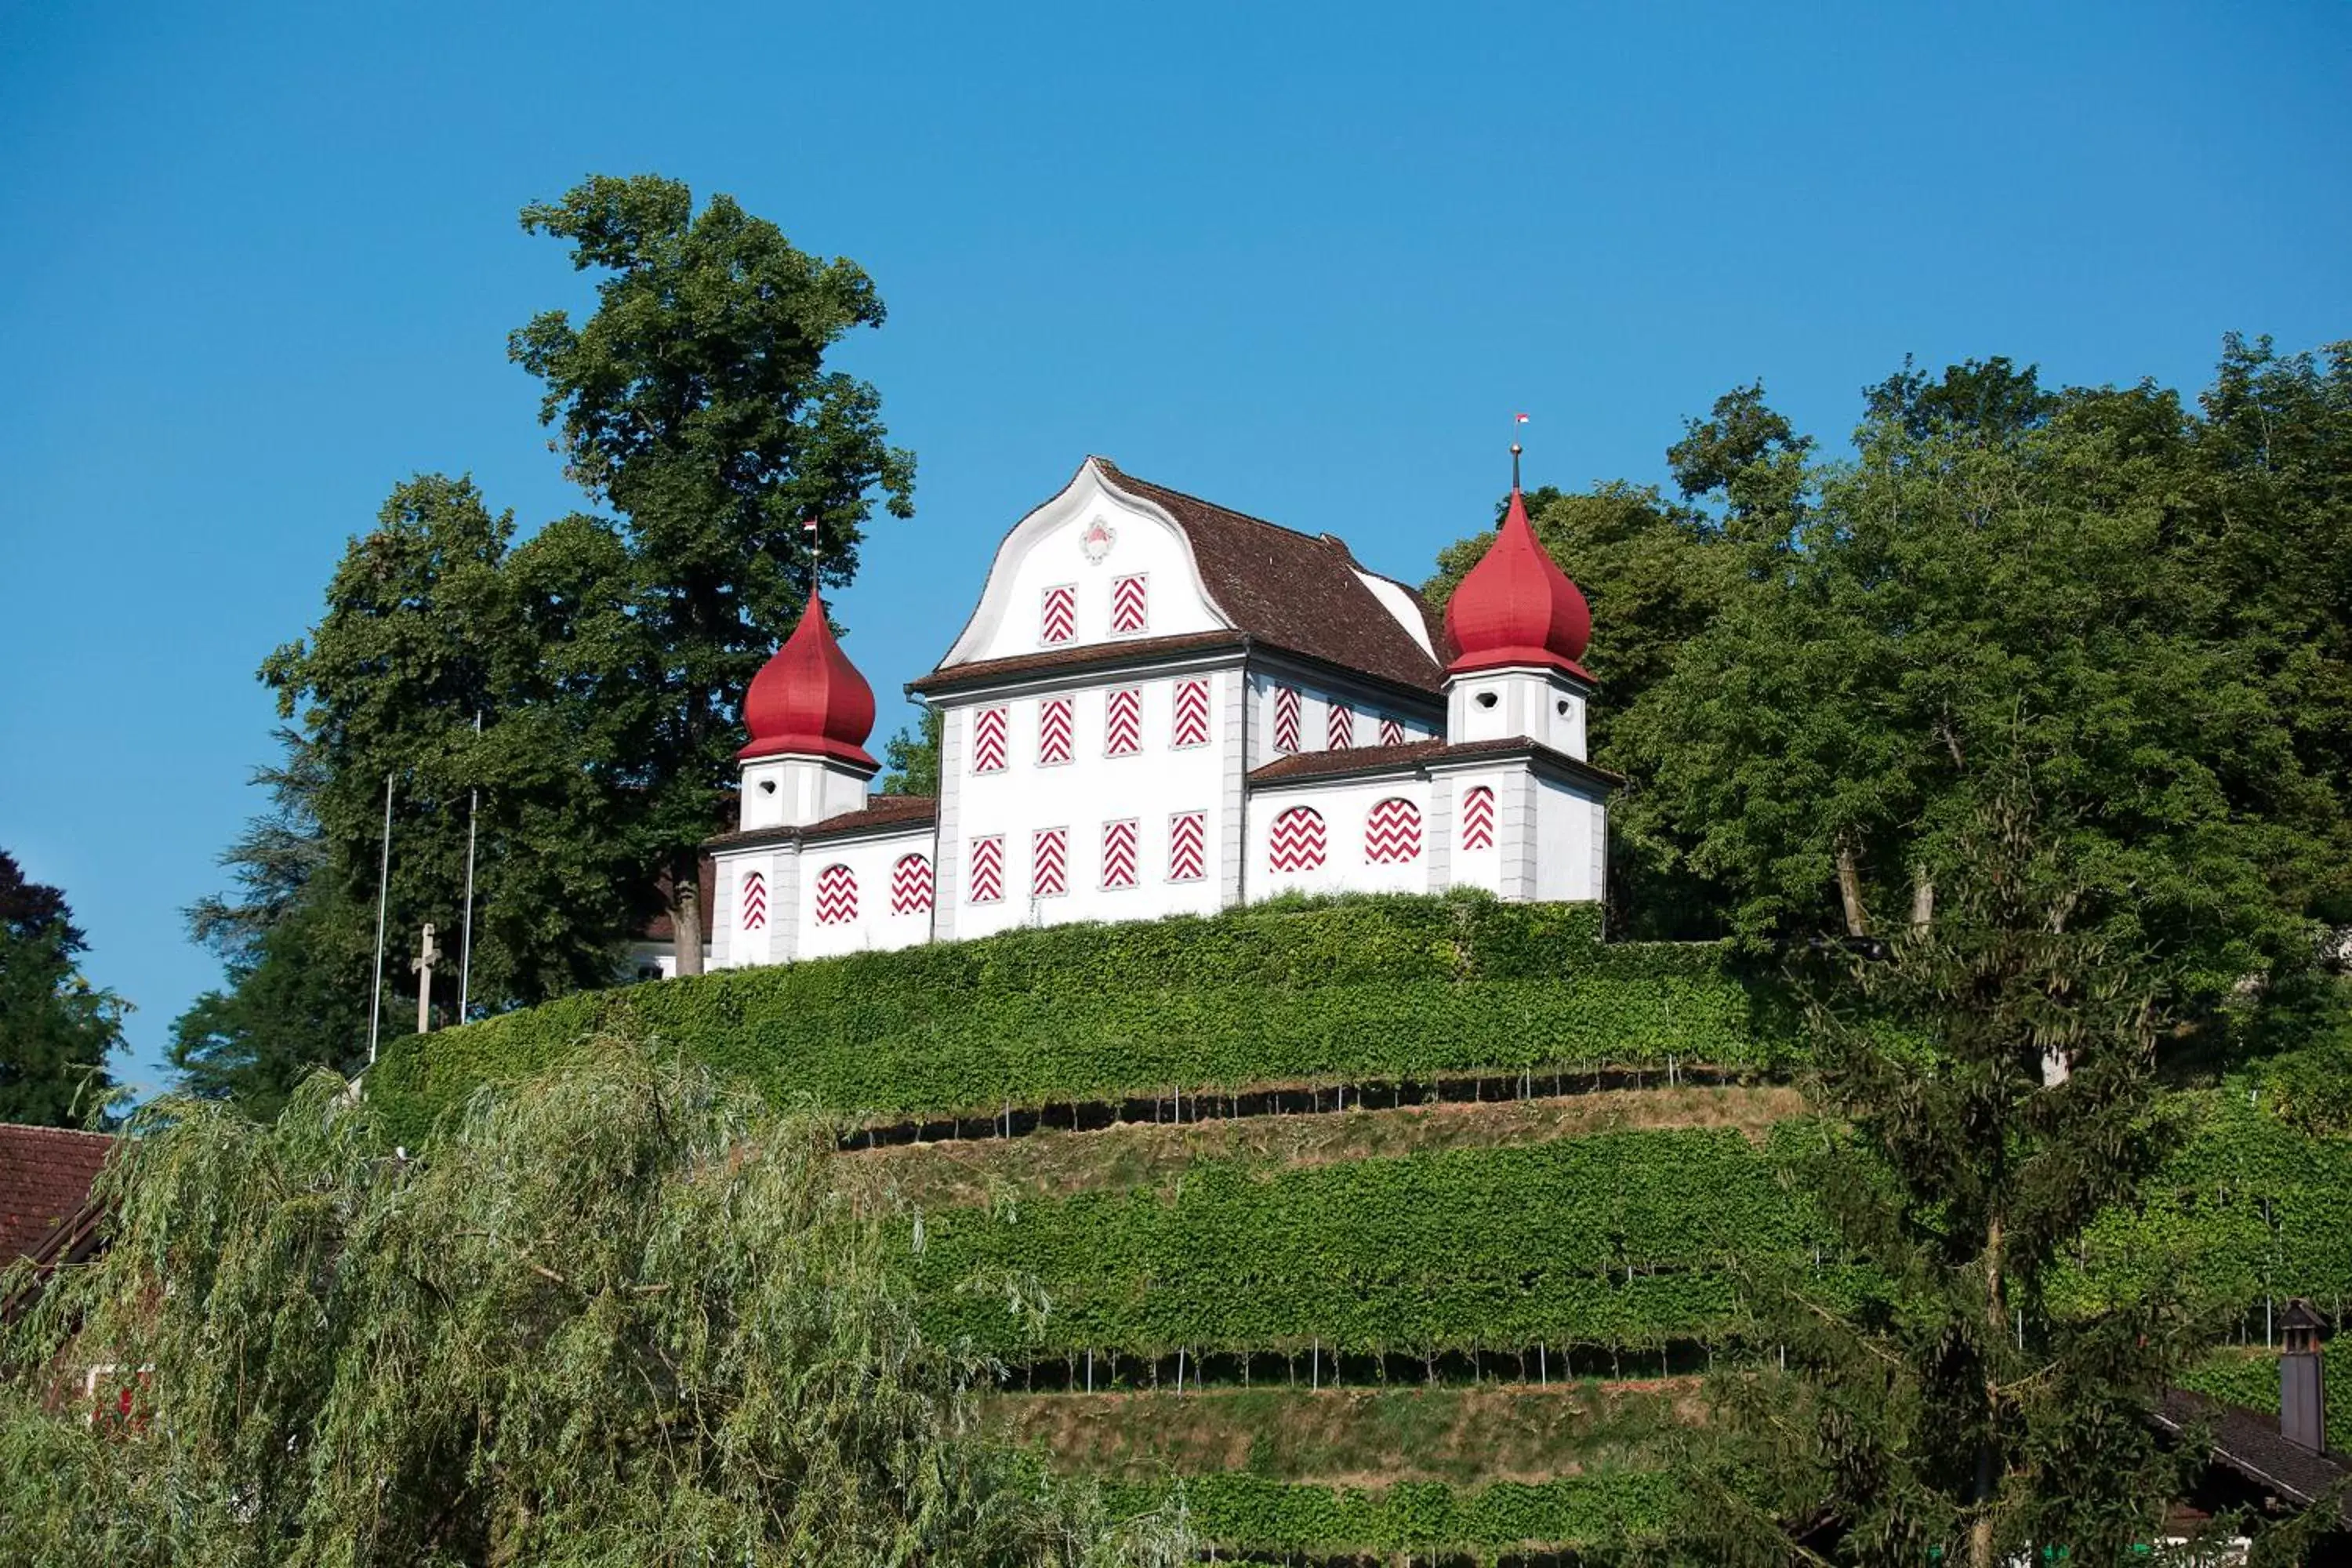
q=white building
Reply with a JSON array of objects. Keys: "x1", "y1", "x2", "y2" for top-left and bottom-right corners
[{"x1": 697, "y1": 456, "x2": 1617, "y2": 968}]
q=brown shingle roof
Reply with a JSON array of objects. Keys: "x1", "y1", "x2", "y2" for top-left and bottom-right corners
[
  {"x1": 917, "y1": 459, "x2": 1453, "y2": 700},
  {"x1": 2157, "y1": 1388, "x2": 2352, "y2": 1525},
  {"x1": 908, "y1": 631, "x2": 1244, "y2": 696},
  {"x1": 704, "y1": 794, "x2": 939, "y2": 854},
  {"x1": 0, "y1": 1123, "x2": 113, "y2": 1263},
  {"x1": 1094, "y1": 459, "x2": 1450, "y2": 693},
  {"x1": 1248, "y1": 737, "x2": 1623, "y2": 790}
]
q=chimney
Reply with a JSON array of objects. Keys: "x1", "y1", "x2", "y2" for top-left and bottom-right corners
[{"x1": 2280, "y1": 1298, "x2": 2328, "y2": 1453}]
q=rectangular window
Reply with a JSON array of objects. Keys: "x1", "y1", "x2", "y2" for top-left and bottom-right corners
[
  {"x1": 1172, "y1": 677, "x2": 1211, "y2": 748},
  {"x1": 968, "y1": 835, "x2": 1006, "y2": 903},
  {"x1": 1105, "y1": 688, "x2": 1143, "y2": 757},
  {"x1": 1167, "y1": 810, "x2": 1207, "y2": 882},
  {"x1": 1110, "y1": 573, "x2": 1149, "y2": 633},
  {"x1": 1040, "y1": 583, "x2": 1077, "y2": 644},
  {"x1": 1328, "y1": 702, "x2": 1354, "y2": 750},
  {"x1": 1038, "y1": 696, "x2": 1075, "y2": 765},
  {"x1": 1378, "y1": 715, "x2": 1406, "y2": 747},
  {"x1": 1102, "y1": 819, "x2": 1139, "y2": 889},
  {"x1": 1271, "y1": 684, "x2": 1301, "y2": 753},
  {"x1": 1033, "y1": 827, "x2": 1069, "y2": 898},
  {"x1": 971, "y1": 706, "x2": 1009, "y2": 774}
]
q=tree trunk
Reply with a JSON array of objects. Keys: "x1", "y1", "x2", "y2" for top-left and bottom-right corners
[
  {"x1": 671, "y1": 869, "x2": 705, "y2": 978},
  {"x1": 1970, "y1": 1215, "x2": 2006, "y2": 1568},
  {"x1": 1910, "y1": 869, "x2": 1935, "y2": 934},
  {"x1": 1835, "y1": 836, "x2": 1869, "y2": 938}
]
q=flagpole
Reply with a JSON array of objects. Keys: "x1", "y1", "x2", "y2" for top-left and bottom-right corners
[
  {"x1": 459, "y1": 711, "x2": 481, "y2": 1020},
  {"x1": 367, "y1": 770, "x2": 393, "y2": 1067}
]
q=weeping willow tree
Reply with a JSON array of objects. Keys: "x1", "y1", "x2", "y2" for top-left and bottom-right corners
[{"x1": 0, "y1": 1046, "x2": 1182, "y2": 1568}]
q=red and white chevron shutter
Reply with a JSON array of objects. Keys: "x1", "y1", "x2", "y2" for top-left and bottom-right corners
[
  {"x1": 1110, "y1": 573, "x2": 1148, "y2": 634},
  {"x1": 1327, "y1": 702, "x2": 1354, "y2": 750},
  {"x1": 972, "y1": 706, "x2": 1009, "y2": 773},
  {"x1": 1102, "y1": 819, "x2": 1139, "y2": 888},
  {"x1": 1040, "y1": 583, "x2": 1077, "y2": 644},
  {"x1": 1105, "y1": 688, "x2": 1142, "y2": 756},
  {"x1": 1378, "y1": 715, "x2": 1406, "y2": 747},
  {"x1": 1168, "y1": 811, "x2": 1207, "y2": 881},
  {"x1": 968, "y1": 836, "x2": 1005, "y2": 902},
  {"x1": 1461, "y1": 786, "x2": 1497, "y2": 851},
  {"x1": 815, "y1": 863, "x2": 858, "y2": 925},
  {"x1": 740, "y1": 870, "x2": 768, "y2": 931},
  {"x1": 1268, "y1": 806, "x2": 1327, "y2": 872},
  {"x1": 1032, "y1": 827, "x2": 1068, "y2": 898},
  {"x1": 1364, "y1": 797, "x2": 1423, "y2": 863},
  {"x1": 890, "y1": 853, "x2": 934, "y2": 916},
  {"x1": 1038, "y1": 697, "x2": 1075, "y2": 765},
  {"x1": 1272, "y1": 684, "x2": 1301, "y2": 753},
  {"x1": 1173, "y1": 678, "x2": 1211, "y2": 747}
]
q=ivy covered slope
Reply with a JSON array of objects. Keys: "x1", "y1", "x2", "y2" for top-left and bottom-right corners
[{"x1": 366, "y1": 895, "x2": 1796, "y2": 1145}]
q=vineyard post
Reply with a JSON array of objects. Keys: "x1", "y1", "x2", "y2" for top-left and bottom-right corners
[
  {"x1": 1540, "y1": 1345, "x2": 1547, "y2": 1385},
  {"x1": 1312, "y1": 1338, "x2": 1319, "y2": 1391},
  {"x1": 1086, "y1": 1349, "x2": 1094, "y2": 1392}
]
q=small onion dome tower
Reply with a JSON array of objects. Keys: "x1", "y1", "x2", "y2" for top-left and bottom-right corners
[
  {"x1": 735, "y1": 588, "x2": 880, "y2": 830},
  {"x1": 1441, "y1": 448, "x2": 1595, "y2": 758}
]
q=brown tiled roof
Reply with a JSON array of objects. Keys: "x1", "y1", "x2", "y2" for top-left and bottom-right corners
[
  {"x1": 1248, "y1": 737, "x2": 1623, "y2": 789},
  {"x1": 704, "y1": 794, "x2": 938, "y2": 854},
  {"x1": 917, "y1": 460, "x2": 1453, "y2": 699},
  {"x1": 908, "y1": 631, "x2": 1244, "y2": 695},
  {"x1": 0, "y1": 1123, "x2": 113, "y2": 1262},
  {"x1": 2157, "y1": 1388, "x2": 2352, "y2": 1524},
  {"x1": 1095, "y1": 460, "x2": 1450, "y2": 693}
]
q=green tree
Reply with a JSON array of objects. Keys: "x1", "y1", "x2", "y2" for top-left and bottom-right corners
[
  {"x1": 880, "y1": 705, "x2": 943, "y2": 797},
  {"x1": 192, "y1": 474, "x2": 650, "y2": 1094},
  {"x1": 511, "y1": 172, "x2": 916, "y2": 974},
  {"x1": 167, "y1": 734, "x2": 368, "y2": 1116},
  {"x1": 1616, "y1": 370, "x2": 2343, "y2": 1005},
  {"x1": 0, "y1": 851, "x2": 124, "y2": 1127},
  {"x1": 1686, "y1": 782, "x2": 2252, "y2": 1567},
  {"x1": 1424, "y1": 481, "x2": 1740, "y2": 935},
  {"x1": 0, "y1": 1047, "x2": 1182, "y2": 1567}
]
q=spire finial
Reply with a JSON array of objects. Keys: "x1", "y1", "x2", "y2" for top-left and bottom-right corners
[{"x1": 1510, "y1": 441, "x2": 1523, "y2": 494}]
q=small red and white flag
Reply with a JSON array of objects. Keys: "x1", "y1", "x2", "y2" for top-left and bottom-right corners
[
  {"x1": 801, "y1": 515, "x2": 819, "y2": 537},
  {"x1": 1514, "y1": 412, "x2": 1530, "y2": 424}
]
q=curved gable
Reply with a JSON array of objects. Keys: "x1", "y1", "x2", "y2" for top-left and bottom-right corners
[{"x1": 937, "y1": 459, "x2": 1232, "y2": 670}]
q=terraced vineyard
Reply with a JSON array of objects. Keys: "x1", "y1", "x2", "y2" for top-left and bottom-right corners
[{"x1": 372, "y1": 894, "x2": 2352, "y2": 1561}]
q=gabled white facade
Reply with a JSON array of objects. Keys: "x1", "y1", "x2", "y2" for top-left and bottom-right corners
[{"x1": 699, "y1": 459, "x2": 1615, "y2": 971}]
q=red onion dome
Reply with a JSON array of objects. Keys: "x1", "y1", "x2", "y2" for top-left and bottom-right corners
[
  {"x1": 1443, "y1": 487, "x2": 1592, "y2": 679},
  {"x1": 738, "y1": 589, "x2": 878, "y2": 766}
]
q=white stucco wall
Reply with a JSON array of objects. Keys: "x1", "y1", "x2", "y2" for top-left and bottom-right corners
[
  {"x1": 1435, "y1": 766, "x2": 1512, "y2": 896},
  {"x1": 1445, "y1": 666, "x2": 1591, "y2": 759},
  {"x1": 1534, "y1": 775, "x2": 1609, "y2": 903},
  {"x1": 939, "y1": 466, "x2": 1228, "y2": 668},
  {"x1": 793, "y1": 827, "x2": 938, "y2": 960},
  {"x1": 1247, "y1": 670, "x2": 1439, "y2": 769},
  {"x1": 942, "y1": 667, "x2": 1236, "y2": 940},
  {"x1": 1246, "y1": 775, "x2": 1438, "y2": 901}
]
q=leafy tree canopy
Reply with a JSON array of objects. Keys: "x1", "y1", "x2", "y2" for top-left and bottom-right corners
[
  {"x1": 0, "y1": 1047, "x2": 1181, "y2": 1568},
  {"x1": 511, "y1": 173, "x2": 916, "y2": 971},
  {"x1": 0, "y1": 851, "x2": 124, "y2": 1127}
]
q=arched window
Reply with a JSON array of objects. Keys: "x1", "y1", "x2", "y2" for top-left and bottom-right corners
[
  {"x1": 1364, "y1": 798, "x2": 1422, "y2": 864},
  {"x1": 1268, "y1": 806, "x2": 1327, "y2": 872},
  {"x1": 814, "y1": 863, "x2": 858, "y2": 925},
  {"x1": 891, "y1": 854, "x2": 934, "y2": 916},
  {"x1": 1460, "y1": 786, "x2": 1497, "y2": 851}
]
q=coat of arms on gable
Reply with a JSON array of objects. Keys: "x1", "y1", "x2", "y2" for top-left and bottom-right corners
[{"x1": 1080, "y1": 517, "x2": 1116, "y2": 564}]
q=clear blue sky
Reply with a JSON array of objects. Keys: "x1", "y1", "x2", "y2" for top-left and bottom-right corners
[{"x1": 3, "y1": 1, "x2": 2346, "y2": 1098}]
